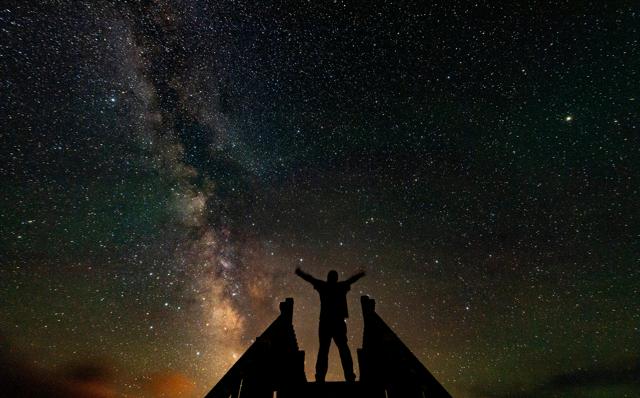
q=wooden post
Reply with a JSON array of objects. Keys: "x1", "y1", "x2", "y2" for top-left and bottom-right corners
[{"x1": 361, "y1": 295, "x2": 376, "y2": 315}]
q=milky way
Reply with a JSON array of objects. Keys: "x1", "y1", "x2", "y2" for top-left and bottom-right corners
[{"x1": 2, "y1": 2, "x2": 639, "y2": 397}]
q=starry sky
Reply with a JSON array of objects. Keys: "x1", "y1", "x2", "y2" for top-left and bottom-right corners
[{"x1": 1, "y1": 1, "x2": 639, "y2": 397}]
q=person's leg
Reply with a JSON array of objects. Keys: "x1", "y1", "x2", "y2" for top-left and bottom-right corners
[
  {"x1": 333, "y1": 319, "x2": 355, "y2": 382},
  {"x1": 315, "y1": 320, "x2": 331, "y2": 382}
]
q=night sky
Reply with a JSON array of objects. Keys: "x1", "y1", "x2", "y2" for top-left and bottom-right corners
[{"x1": 1, "y1": 1, "x2": 639, "y2": 397}]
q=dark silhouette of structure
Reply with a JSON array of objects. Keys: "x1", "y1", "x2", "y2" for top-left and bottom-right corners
[
  {"x1": 205, "y1": 296, "x2": 452, "y2": 398},
  {"x1": 358, "y1": 296, "x2": 451, "y2": 397},
  {"x1": 204, "y1": 298, "x2": 305, "y2": 398},
  {"x1": 295, "y1": 268, "x2": 365, "y2": 382}
]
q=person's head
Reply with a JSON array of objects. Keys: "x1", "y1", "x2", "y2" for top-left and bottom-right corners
[{"x1": 327, "y1": 270, "x2": 338, "y2": 283}]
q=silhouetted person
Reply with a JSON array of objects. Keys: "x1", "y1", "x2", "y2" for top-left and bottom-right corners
[{"x1": 295, "y1": 267, "x2": 366, "y2": 382}]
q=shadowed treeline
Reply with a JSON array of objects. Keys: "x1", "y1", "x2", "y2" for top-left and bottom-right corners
[
  {"x1": 0, "y1": 335, "x2": 196, "y2": 398},
  {"x1": 472, "y1": 357, "x2": 640, "y2": 398}
]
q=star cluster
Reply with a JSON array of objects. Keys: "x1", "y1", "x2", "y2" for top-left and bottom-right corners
[{"x1": 1, "y1": 1, "x2": 639, "y2": 397}]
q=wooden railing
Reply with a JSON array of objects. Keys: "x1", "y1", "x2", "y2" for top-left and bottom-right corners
[
  {"x1": 205, "y1": 298, "x2": 306, "y2": 398},
  {"x1": 358, "y1": 295, "x2": 452, "y2": 398}
]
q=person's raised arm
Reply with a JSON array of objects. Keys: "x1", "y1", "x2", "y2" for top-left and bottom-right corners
[
  {"x1": 345, "y1": 269, "x2": 366, "y2": 285},
  {"x1": 295, "y1": 267, "x2": 321, "y2": 285}
]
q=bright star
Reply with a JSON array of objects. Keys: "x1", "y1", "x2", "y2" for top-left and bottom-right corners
[{"x1": 565, "y1": 115, "x2": 573, "y2": 122}]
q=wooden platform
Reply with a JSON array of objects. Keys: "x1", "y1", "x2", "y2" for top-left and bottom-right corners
[
  {"x1": 205, "y1": 296, "x2": 452, "y2": 398},
  {"x1": 276, "y1": 381, "x2": 385, "y2": 398}
]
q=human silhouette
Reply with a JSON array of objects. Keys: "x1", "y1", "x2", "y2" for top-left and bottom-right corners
[{"x1": 295, "y1": 267, "x2": 366, "y2": 382}]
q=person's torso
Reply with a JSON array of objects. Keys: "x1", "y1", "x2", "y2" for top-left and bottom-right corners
[{"x1": 316, "y1": 282, "x2": 349, "y2": 320}]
